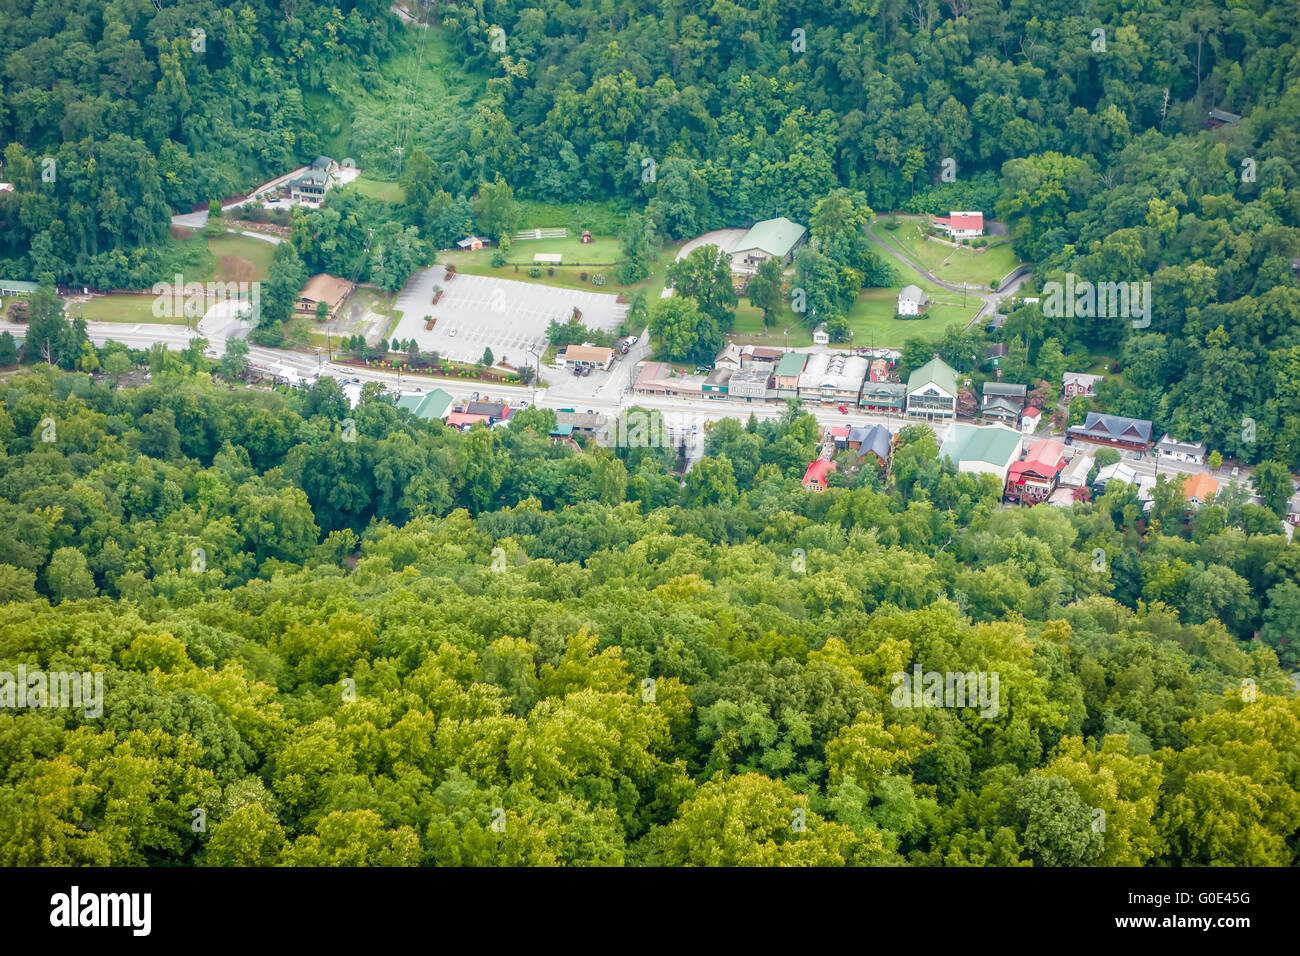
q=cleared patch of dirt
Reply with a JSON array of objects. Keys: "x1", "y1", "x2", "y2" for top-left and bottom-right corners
[{"x1": 215, "y1": 256, "x2": 258, "y2": 283}]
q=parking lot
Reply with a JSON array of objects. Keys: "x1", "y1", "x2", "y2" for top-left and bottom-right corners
[{"x1": 390, "y1": 266, "x2": 628, "y2": 365}]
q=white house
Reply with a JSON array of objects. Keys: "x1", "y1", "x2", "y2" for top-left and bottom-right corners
[
  {"x1": 1155, "y1": 434, "x2": 1207, "y2": 465},
  {"x1": 897, "y1": 284, "x2": 929, "y2": 316},
  {"x1": 812, "y1": 324, "x2": 830, "y2": 345},
  {"x1": 1020, "y1": 406, "x2": 1042, "y2": 434},
  {"x1": 932, "y1": 211, "x2": 984, "y2": 239}
]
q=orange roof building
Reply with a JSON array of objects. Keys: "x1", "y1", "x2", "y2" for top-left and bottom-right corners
[{"x1": 1183, "y1": 472, "x2": 1220, "y2": 505}]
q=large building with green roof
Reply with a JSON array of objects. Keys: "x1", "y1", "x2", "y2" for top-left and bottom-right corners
[
  {"x1": 939, "y1": 423, "x2": 1024, "y2": 484},
  {"x1": 906, "y1": 356, "x2": 959, "y2": 418},
  {"x1": 730, "y1": 217, "x2": 807, "y2": 274},
  {"x1": 396, "y1": 389, "x2": 453, "y2": 421}
]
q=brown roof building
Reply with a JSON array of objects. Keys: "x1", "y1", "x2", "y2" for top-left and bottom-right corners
[{"x1": 296, "y1": 274, "x2": 354, "y2": 319}]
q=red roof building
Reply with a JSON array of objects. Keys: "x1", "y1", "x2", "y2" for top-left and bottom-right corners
[
  {"x1": 802, "y1": 459, "x2": 837, "y2": 492},
  {"x1": 446, "y1": 411, "x2": 491, "y2": 429},
  {"x1": 1006, "y1": 438, "x2": 1067, "y2": 502},
  {"x1": 933, "y1": 211, "x2": 985, "y2": 238}
]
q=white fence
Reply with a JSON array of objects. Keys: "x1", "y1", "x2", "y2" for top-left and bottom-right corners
[{"x1": 511, "y1": 227, "x2": 567, "y2": 241}]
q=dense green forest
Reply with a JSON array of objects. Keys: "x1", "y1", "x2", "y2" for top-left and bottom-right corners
[{"x1": 0, "y1": 364, "x2": 1296, "y2": 865}]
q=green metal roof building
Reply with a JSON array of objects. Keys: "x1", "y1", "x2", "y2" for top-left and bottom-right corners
[
  {"x1": 413, "y1": 389, "x2": 453, "y2": 421},
  {"x1": 736, "y1": 217, "x2": 807, "y2": 258}
]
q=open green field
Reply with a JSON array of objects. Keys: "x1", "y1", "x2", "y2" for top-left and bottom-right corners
[
  {"x1": 514, "y1": 200, "x2": 631, "y2": 236},
  {"x1": 207, "y1": 232, "x2": 276, "y2": 281},
  {"x1": 351, "y1": 177, "x2": 404, "y2": 203},
  {"x1": 729, "y1": 287, "x2": 978, "y2": 348},
  {"x1": 874, "y1": 220, "x2": 1021, "y2": 289},
  {"x1": 504, "y1": 234, "x2": 623, "y2": 265},
  {"x1": 66, "y1": 294, "x2": 184, "y2": 325}
]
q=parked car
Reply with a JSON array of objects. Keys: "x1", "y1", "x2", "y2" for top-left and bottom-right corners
[
  {"x1": 837, "y1": 405, "x2": 849, "y2": 414},
  {"x1": 449, "y1": 329, "x2": 457, "y2": 337}
]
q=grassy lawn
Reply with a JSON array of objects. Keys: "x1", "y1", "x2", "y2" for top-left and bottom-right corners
[
  {"x1": 875, "y1": 220, "x2": 1021, "y2": 289},
  {"x1": 207, "y1": 232, "x2": 276, "y2": 282},
  {"x1": 514, "y1": 199, "x2": 631, "y2": 236},
  {"x1": 728, "y1": 286, "x2": 978, "y2": 349},
  {"x1": 66, "y1": 294, "x2": 186, "y2": 325},
  {"x1": 351, "y1": 177, "x2": 404, "y2": 203},
  {"x1": 503, "y1": 234, "x2": 623, "y2": 266}
]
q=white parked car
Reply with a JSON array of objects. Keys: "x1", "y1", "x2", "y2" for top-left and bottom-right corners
[{"x1": 449, "y1": 329, "x2": 457, "y2": 337}]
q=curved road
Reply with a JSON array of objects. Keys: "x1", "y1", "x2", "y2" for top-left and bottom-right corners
[{"x1": 864, "y1": 217, "x2": 1032, "y2": 329}]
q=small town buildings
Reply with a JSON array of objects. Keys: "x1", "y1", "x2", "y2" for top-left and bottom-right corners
[
  {"x1": 702, "y1": 367, "x2": 733, "y2": 395},
  {"x1": 1021, "y1": 406, "x2": 1042, "y2": 434},
  {"x1": 812, "y1": 324, "x2": 830, "y2": 345},
  {"x1": 557, "y1": 344, "x2": 614, "y2": 371},
  {"x1": 295, "y1": 273, "x2": 353, "y2": 319},
  {"x1": 446, "y1": 411, "x2": 492, "y2": 429},
  {"x1": 1207, "y1": 108, "x2": 1242, "y2": 129},
  {"x1": 798, "y1": 353, "x2": 869, "y2": 405},
  {"x1": 581, "y1": 230, "x2": 593, "y2": 243},
  {"x1": 555, "y1": 410, "x2": 606, "y2": 437},
  {"x1": 906, "y1": 357, "x2": 959, "y2": 418},
  {"x1": 714, "y1": 343, "x2": 744, "y2": 370},
  {"x1": 831, "y1": 425, "x2": 852, "y2": 448},
  {"x1": 728, "y1": 366, "x2": 771, "y2": 400},
  {"x1": 849, "y1": 424, "x2": 893, "y2": 468},
  {"x1": 869, "y1": 359, "x2": 890, "y2": 383},
  {"x1": 1287, "y1": 494, "x2": 1300, "y2": 525},
  {"x1": 1093, "y1": 462, "x2": 1158, "y2": 503},
  {"x1": 730, "y1": 217, "x2": 807, "y2": 274},
  {"x1": 1063, "y1": 372, "x2": 1104, "y2": 398},
  {"x1": 1048, "y1": 487, "x2": 1079, "y2": 508},
  {"x1": 860, "y1": 381, "x2": 906, "y2": 414},
  {"x1": 456, "y1": 236, "x2": 486, "y2": 251},
  {"x1": 981, "y1": 382, "x2": 1027, "y2": 424},
  {"x1": 802, "y1": 459, "x2": 836, "y2": 492},
  {"x1": 897, "y1": 284, "x2": 929, "y2": 316},
  {"x1": 1183, "y1": 472, "x2": 1220, "y2": 506},
  {"x1": 939, "y1": 423, "x2": 1024, "y2": 484},
  {"x1": 396, "y1": 389, "x2": 453, "y2": 421},
  {"x1": 1156, "y1": 434, "x2": 1208, "y2": 465},
  {"x1": 745, "y1": 345, "x2": 785, "y2": 365},
  {"x1": 1068, "y1": 412, "x2": 1154, "y2": 451},
  {"x1": 466, "y1": 400, "x2": 510, "y2": 419},
  {"x1": 1058, "y1": 453, "x2": 1094, "y2": 488},
  {"x1": 932, "y1": 211, "x2": 984, "y2": 239},
  {"x1": 774, "y1": 352, "x2": 806, "y2": 397},
  {"x1": 1007, "y1": 438, "x2": 1067, "y2": 503},
  {"x1": 985, "y1": 343, "x2": 1008, "y2": 370},
  {"x1": 633, "y1": 361, "x2": 706, "y2": 398},
  {"x1": 0, "y1": 279, "x2": 39, "y2": 295}
]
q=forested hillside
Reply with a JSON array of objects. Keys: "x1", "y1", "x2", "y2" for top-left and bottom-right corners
[{"x1": 0, "y1": 365, "x2": 1296, "y2": 865}]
